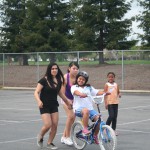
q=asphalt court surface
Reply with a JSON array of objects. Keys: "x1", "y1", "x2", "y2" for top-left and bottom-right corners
[{"x1": 0, "y1": 90, "x2": 150, "y2": 150}]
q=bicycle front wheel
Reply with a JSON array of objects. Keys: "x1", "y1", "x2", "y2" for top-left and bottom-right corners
[
  {"x1": 71, "y1": 121, "x2": 87, "y2": 150},
  {"x1": 99, "y1": 125, "x2": 117, "y2": 150}
]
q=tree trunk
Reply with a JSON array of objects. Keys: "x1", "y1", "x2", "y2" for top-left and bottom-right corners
[
  {"x1": 23, "y1": 54, "x2": 29, "y2": 65},
  {"x1": 98, "y1": 52, "x2": 104, "y2": 64},
  {"x1": 49, "y1": 53, "x2": 56, "y2": 63},
  {"x1": 18, "y1": 55, "x2": 29, "y2": 66}
]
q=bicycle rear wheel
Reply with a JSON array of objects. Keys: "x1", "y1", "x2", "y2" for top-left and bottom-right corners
[
  {"x1": 99, "y1": 125, "x2": 117, "y2": 150},
  {"x1": 71, "y1": 121, "x2": 87, "y2": 150}
]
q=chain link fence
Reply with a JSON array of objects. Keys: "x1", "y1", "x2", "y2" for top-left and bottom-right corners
[{"x1": 0, "y1": 50, "x2": 150, "y2": 90}]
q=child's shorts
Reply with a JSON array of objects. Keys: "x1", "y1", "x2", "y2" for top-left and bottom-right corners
[{"x1": 75, "y1": 107, "x2": 99, "y2": 121}]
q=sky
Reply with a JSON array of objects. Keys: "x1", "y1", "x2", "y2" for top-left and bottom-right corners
[
  {"x1": 0, "y1": 0, "x2": 144, "y2": 41},
  {"x1": 124, "y1": 0, "x2": 144, "y2": 40}
]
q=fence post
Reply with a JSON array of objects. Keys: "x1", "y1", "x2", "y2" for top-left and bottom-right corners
[
  {"x1": 3, "y1": 53, "x2": 5, "y2": 87},
  {"x1": 121, "y1": 50, "x2": 124, "y2": 90},
  {"x1": 77, "y1": 51, "x2": 79, "y2": 64},
  {"x1": 37, "y1": 52, "x2": 40, "y2": 82}
]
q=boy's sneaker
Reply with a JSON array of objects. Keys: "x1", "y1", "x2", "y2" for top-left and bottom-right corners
[
  {"x1": 82, "y1": 128, "x2": 90, "y2": 135},
  {"x1": 94, "y1": 135, "x2": 99, "y2": 144},
  {"x1": 61, "y1": 136, "x2": 66, "y2": 144},
  {"x1": 64, "y1": 137, "x2": 73, "y2": 146},
  {"x1": 37, "y1": 134, "x2": 43, "y2": 148},
  {"x1": 47, "y1": 143, "x2": 58, "y2": 149}
]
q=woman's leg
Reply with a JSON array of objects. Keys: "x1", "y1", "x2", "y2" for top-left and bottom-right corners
[
  {"x1": 40, "y1": 113, "x2": 51, "y2": 138},
  {"x1": 47, "y1": 112, "x2": 59, "y2": 144},
  {"x1": 62, "y1": 104, "x2": 75, "y2": 138}
]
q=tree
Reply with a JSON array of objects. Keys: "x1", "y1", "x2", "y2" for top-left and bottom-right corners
[
  {"x1": 0, "y1": 0, "x2": 29, "y2": 65},
  {"x1": 70, "y1": 0, "x2": 133, "y2": 63},
  {"x1": 20, "y1": 0, "x2": 72, "y2": 62},
  {"x1": 0, "y1": 0, "x2": 72, "y2": 63},
  {"x1": 137, "y1": 0, "x2": 150, "y2": 49},
  {"x1": 0, "y1": 0, "x2": 26, "y2": 53}
]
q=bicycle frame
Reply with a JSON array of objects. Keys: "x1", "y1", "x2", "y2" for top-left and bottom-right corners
[
  {"x1": 75, "y1": 117, "x2": 101, "y2": 145},
  {"x1": 100, "y1": 121, "x2": 112, "y2": 142},
  {"x1": 97, "y1": 102, "x2": 113, "y2": 143}
]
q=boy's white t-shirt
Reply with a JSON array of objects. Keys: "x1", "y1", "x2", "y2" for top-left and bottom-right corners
[{"x1": 71, "y1": 85, "x2": 99, "y2": 111}]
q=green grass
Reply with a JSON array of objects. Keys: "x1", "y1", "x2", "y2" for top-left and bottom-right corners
[
  {"x1": 106, "y1": 60, "x2": 150, "y2": 65},
  {"x1": 40, "y1": 60, "x2": 150, "y2": 65},
  {"x1": 0, "y1": 59, "x2": 149, "y2": 66},
  {"x1": 26, "y1": 61, "x2": 99, "y2": 66}
]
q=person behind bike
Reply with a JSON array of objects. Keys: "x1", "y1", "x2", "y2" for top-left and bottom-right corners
[
  {"x1": 61, "y1": 62, "x2": 79, "y2": 146},
  {"x1": 71, "y1": 71, "x2": 110, "y2": 144}
]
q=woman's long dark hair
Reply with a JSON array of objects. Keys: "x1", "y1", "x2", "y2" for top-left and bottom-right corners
[{"x1": 45, "y1": 63, "x2": 64, "y2": 92}]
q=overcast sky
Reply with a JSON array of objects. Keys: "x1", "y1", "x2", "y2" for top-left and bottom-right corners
[
  {"x1": 0, "y1": 0, "x2": 144, "y2": 40},
  {"x1": 124, "y1": 0, "x2": 144, "y2": 40}
]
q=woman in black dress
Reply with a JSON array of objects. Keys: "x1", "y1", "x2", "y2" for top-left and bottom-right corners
[{"x1": 34, "y1": 63, "x2": 72, "y2": 149}]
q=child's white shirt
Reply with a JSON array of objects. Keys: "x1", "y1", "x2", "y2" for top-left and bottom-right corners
[{"x1": 71, "y1": 85, "x2": 99, "y2": 111}]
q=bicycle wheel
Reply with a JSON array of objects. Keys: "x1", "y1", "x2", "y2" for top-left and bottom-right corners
[
  {"x1": 71, "y1": 121, "x2": 87, "y2": 150},
  {"x1": 99, "y1": 125, "x2": 117, "y2": 150}
]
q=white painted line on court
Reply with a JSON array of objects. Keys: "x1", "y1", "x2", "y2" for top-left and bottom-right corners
[
  {"x1": 0, "y1": 133, "x2": 62, "y2": 144},
  {"x1": 0, "y1": 119, "x2": 42, "y2": 126},
  {"x1": 0, "y1": 118, "x2": 150, "y2": 144},
  {"x1": 0, "y1": 104, "x2": 149, "y2": 112},
  {"x1": 0, "y1": 120, "x2": 21, "y2": 123},
  {"x1": 0, "y1": 108, "x2": 35, "y2": 111},
  {"x1": 99, "y1": 105, "x2": 150, "y2": 113},
  {"x1": 0, "y1": 137, "x2": 36, "y2": 144},
  {"x1": 118, "y1": 105, "x2": 150, "y2": 111},
  {"x1": 118, "y1": 129, "x2": 150, "y2": 134},
  {"x1": 118, "y1": 118, "x2": 150, "y2": 126},
  {"x1": 0, "y1": 105, "x2": 149, "y2": 126},
  {"x1": 0, "y1": 116, "x2": 67, "y2": 126}
]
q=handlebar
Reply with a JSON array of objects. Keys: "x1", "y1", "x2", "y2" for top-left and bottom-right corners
[{"x1": 88, "y1": 93, "x2": 106, "y2": 105}]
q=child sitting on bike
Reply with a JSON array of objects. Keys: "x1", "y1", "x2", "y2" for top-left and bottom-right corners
[{"x1": 71, "y1": 71, "x2": 110, "y2": 144}]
